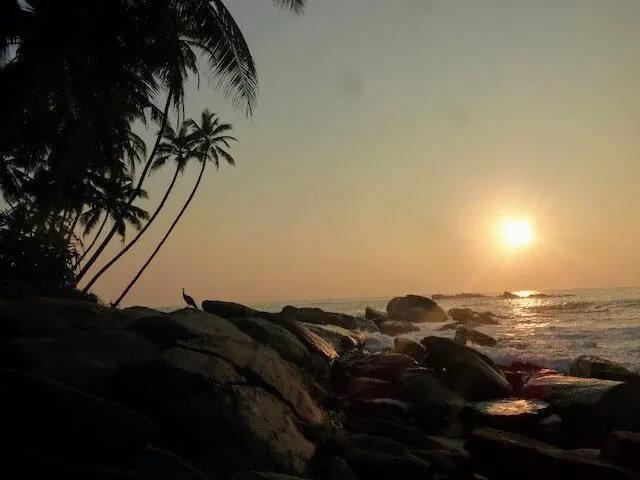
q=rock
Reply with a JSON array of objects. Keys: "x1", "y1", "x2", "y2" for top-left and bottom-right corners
[
  {"x1": 353, "y1": 316, "x2": 380, "y2": 332},
  {"x1": 521, "y1": 372, "x2": 640, "y2": 446},
  {"x1": 335, "y1": 353, "x2": 417, "y2": 384},
  {"x1": 0, "y1": 368, "x2": 157, "y2": 459},
  {"x1": 342, "y1": 417, "x2": 433, "y2": 446},
  {"x1": 421, "y1": 336, "x2": 512, "y2": 401},
  {"x1": 346, "y1": 398, "x2": 412, "y2": 420},
  {"x1": 233, "y1": 471, "x2": 307, "y2": 479},
  {"x1": 122, "y1": 306, "x2": 164, "y2": 319},
  {"x1": 378, "y1": 320, "x2": 419, "y2": 335},
  {"x1": 448, "y1": 308, "x2": 499, "y2": 326},
  {"x1": 324, "y1": 433, "x2": 432, "y2": 479},
  {"x1": 601, "y1": 431, "x2": 640, "y2": 473},
  {"x1": 454, "y1": 326, "x2": 497, "y2": 347},
  {"x1": 402, "y1": 373, "x2": 465, "y2": 432},
  {"x1": 438, "y1": 322, "x2": 460, "y2": 331},
  {"x1": 466, "y1": 428, "x2": 636, "y2": 480},
  {"x1": 364, "y1": 306, "x2": 389, "y2": 323},
  {"x1": 304, "y1": 323, "x2": 365, "y2": 354},
  {"x1": 313, "y1": 455, "x2": 360, "y2": 480},
  {"x1": 109, "y1": 309, "x2": 325, "y2": 478},
  {"x1": 464, "y1": 398, "x2": 550, "y2": 432},
  {"x1": 336, "y1": 376, "x2": 400, "y2": 399},
  {"x1": 569, "y1": 355, "x2": 640, "y2": 383},
  {"x1": 0, "y1": 330, "x2": 159, "y2": 395},
  {"x1": 386, "y1": 294, "x2": 447, "y2": 323},
  {"x1": 279, "y1": 305, "x2": 358, "y2": 330},
  {"x1": 500, "y1": 291, "x2": 520, "y2": 298},
  {"x1": 392, "y1": 337, "x2": 427, "y2": 363},
  {"x1": 226, "y1": 316, "x2": 328, "y2": 376},
  {"x1": 432, "y1": 293, "x2": 487, "y2": 300},
  {"x1": 0, "y1": 297, "x2": 133, "y2": 341},
  {"x1": 201, "y1": 299, "x2": 263, "y2": 319},
  {"x1": 132, "y1": 446, "x2": 214, "y2": 480}
]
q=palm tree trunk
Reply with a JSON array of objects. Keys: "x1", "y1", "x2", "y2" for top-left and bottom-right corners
[
  {"x1": 66, "y1": 210, "x2": 82, "y2": 243},
  {"x1": 81, "y1": 165, "x2": 181, "y2": 293},
  {"x1": 79, "y1": 215, "x2": 108, "y2": 263},
  {"x1": 76, "y1": 91, "x2": 173, "y2": 283},
  {"x1": 113, "y1": 160, "x2": 206, "y2": 307}
]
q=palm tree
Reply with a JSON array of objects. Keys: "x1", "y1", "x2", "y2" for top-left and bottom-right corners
[
  {"x1": 112, "y1": 110, "x2": 235, "y2": 306},
  {"x1": 75, "y1": 175, "x2": 149, "y2": 283},
  {"x1": 81, "y1": 122, "x2": 197, "y2": 293}
]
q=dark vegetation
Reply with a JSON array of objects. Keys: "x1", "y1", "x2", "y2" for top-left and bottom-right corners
[{"x1": 0, "y1": 0, "x2": 306, "y2": 304}]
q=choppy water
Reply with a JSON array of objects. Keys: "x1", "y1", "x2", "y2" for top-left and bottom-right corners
[{"x1": 248, "y1": 287, "x2": 640, "y2": 372}]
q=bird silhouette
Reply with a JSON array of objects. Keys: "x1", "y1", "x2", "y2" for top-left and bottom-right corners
[{"x1": 182, "y1": 288, "x2": 198, "y2": 309}]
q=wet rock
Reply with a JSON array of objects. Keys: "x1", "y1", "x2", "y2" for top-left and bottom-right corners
[
  {"x1": 465, "y1": 398, "x2": 550, "y2": 431},
  {"x1": 392, "y1": 338, "x2": 427, "y2": 363},
  {"x1": 402, "y1": 373, "x2": 465, "y2": 432},
  {"x1": 279, "y1": 305, "x2": 358, "y2": 330},
  {"x1": 304, "y1": 323, "x2": 365, "y2": 354},
  {"x1": 569, "y1": 355, "x2": 640, "y2": 383},
  {"x1": 364, "y1": 306, "x2": 389, "y2": 323},
  {"x1": 324, "y1": 433, "x2": 433, "y2": 479},
  {"x1": 0, "y1": 330, "x2": 159, "y2": 395},
  {"x1": 601, "y1": 431, "x2": 640, "y2": 473},
  {"x1": 454, "y1": 326, "x2": 497, "y2": 347},
  {"x1": 0, "y1": 297, "x2": 133, "y2": 341},
  {"x1": 342, "y1": 417, "x2": 434, "y2": 446},
  {"x1": 466, "y1": 428, "x2": 636, "y2": 480},
  {"x1": 313, "y1": 455, "x2": 360, "y2": 480},
  {"x1": 335, "y1": 353, "x2": 417, "y2": 384},
  {"x1": 448, "y1": 308, "x2": 499, "y2": 326},
  {"x1": 521, "y1": 372, "x2": 640, "y2": 446},
  {"x1": 421, "y1": 336, "x2": 512, "y2": 401},
  {"x1": 353, "y1": 316, "x2": 380, "y2": 332},
  {"x1": 0, "y1": 368, "x2": 157, "y2": 459},
  {"x1": 387, "y1": 294, "x2": 447, "y2": 323},
  {"x1": 438, "y1": 322, "x2": 460, "y2": 331},
  {"x1": 132, "y1": 446, "x2": 214, "y2": 480},
  {"x1": 346, "y1": 398, "x2": 412, "y2": 420},
  {"x1": 233, "y1": 472, "x2": 306, "y2": 480},
  {"x1": 379, "y1": 320, "x2": 419, "y2": 335}
]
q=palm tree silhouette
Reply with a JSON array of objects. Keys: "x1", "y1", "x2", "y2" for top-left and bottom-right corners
[
  {"x1": 112, "y1": 110, "x2": 235, "y2": 307},
  {"x1": 81, "y1": 123, "x2": 197, "y2": 293}
]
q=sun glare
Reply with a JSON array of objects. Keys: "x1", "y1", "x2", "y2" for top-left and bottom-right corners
[{"x1": 503, "y1": 220, "x2": 533, "y2": 248}]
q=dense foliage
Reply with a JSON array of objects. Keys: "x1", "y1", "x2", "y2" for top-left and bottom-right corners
[{"x1": 0, "y1": 0, "x2": 306, "y2": 302}]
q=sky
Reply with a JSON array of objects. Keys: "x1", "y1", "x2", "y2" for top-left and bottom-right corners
[{"x1": 90, "y1": 0, "x2": 640, "y2": 306}]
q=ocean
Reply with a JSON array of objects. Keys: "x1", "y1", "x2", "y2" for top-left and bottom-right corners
[{"x1": 161, "y1": 287, "x2": 640, "y2": 373}]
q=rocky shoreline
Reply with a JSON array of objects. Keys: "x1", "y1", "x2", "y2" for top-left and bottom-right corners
[{"x1": 1, "y1": 294, "x2": 639, "y2": 479}]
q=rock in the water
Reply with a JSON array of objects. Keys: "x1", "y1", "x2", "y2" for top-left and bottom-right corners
[
  {"x1": 304, "y1": 323, "x2": 365, "y2": 354},
  {"x1": 448, "y1": 308, "x2": 499, "y2": 326},
  {"x1": 392, "y1": 338, "x2": 427, "y2": 363},
  {"x1": 353, "y1": 316, "x2": 380, "y2": 332},
  {"x1": 364, "y1": 306, "x2": 389, "y2": 323},
  {"x1": 335, "y1": 353, "x2": 417, "y2": 384},
  {"x1": 0, "y1": 368, "x2": 157, "y2": 458},
  {"x1": 378, "y1": 320, "x2": 419, "y2": 335},
  {"x1": 346, "y1": 398, "x2": 412, "y2": 420},
  {"x1": 601, "y1": 431, "x2": 640, "y2": 473},
  {"x1": 454, "y1": 326, "x2": 497, "y2": 347},
  {"x1": 336, "y1": 376, "x2": 400, "y2": 399},
  {"x1": 521, "y1": 372, "x2": 640, "y2": 446},
  {"x1": 279, "y1": 305, "x2": 358, "y2": 330},
  {"x1": 569, "y1": 355, "x2": 640, "y2": 383},
  {"x1": 466, "y1": 428, "x2": 636, "y2": 479},
  {"x1": 386, "y1": 294, "x2": 447, "y2": 323},
  {"x1": 421, "y1": 336, "x2": 512, "y2": 401}
]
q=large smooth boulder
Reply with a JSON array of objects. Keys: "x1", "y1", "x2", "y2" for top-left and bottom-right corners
[
  {"x1": 109, "y1": 310, "x2": 324, "y2": 478},
  {"x1": 304, "y1": 323, "x2": 365, "y2": 355},
  {"x1": 420, "y1": 336, "x2": 512, "y2": 401},
  {"x1": 334, "y1": 353, "x2": 417, "y2": 385},
  {"x1": 386, "y1": 295, "x2": 447, "y2": 323},
  {"x1": 454, "y1": 326, "x2": 497, "y2": 347},
  {"x1": 378, "y1": 320, "x2": 419, "y2": 336},
  {"x1": 201, "y1": 299, "x2": 263, "y2": 319},
  {"x1": 464, "y1": 398, "x2": 550, "y2": 432},
  {"x1": 448, "y1": 307, "x2": 499, "y2": 326},
  {"x1": 569, "y1": 356, "x2": 640, "y2": 383},
  {"x1": 521, "y1": 373, "x2": 640, "y2": 446},
  {"x1": 0, "y1": 297, "x2": 133, "y2": 340},
  {"x1": 601, "y1": 431, "x2": 640, "y2": 474},
  {"x1": 364, "y1": 307, "x2": 389, "y2": 323},
  {"x1": 122, "y1": 306, "x2": 164, "y2": 319},
  {"x1": 392, "y1": 338, "x2": 427, "y2": 363},
  {"x1": 466, "y1": 428, "x2": 635, "y2": 479},
  {"x1": 278, "y1": 306, "x2": 358, "y2": 330},
  {"x1": 0, "y1": 368, "x2": 157, "y2": 459}
]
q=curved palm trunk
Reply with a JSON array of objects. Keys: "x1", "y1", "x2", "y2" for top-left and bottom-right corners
[
  {"x1": 81, "y1": 165, "x2": 181, "y2": 293},
  {"x1": 79, "y1": 215, "x2": 108, "y2": 263},
  {"x1": 76, "y1": 91, "x2": 173, "y2": 284},
  {"x1": 65, "y1": 210, "x2": 82, "y2": 243},
  {"x1": 113, "y1": 161, "x2": 206, "y2": 307}
]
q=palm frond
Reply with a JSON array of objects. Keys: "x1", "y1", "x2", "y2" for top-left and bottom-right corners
[{"x1": 271, "y1": 0, "x2": 307, "y2": 15}]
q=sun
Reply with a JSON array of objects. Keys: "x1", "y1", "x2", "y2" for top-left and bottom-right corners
[{"x1": 503, "y1": 220, "x2": 533, "y2": 248}]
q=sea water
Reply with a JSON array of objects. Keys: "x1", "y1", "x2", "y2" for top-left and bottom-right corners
[{"x1": 160, "y1": 287, "x2": 640, "y2": 372}]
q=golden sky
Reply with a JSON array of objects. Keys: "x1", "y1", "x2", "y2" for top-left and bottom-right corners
[{"x1": 89, "y1": 0, "x2": 640, "y2": 307}]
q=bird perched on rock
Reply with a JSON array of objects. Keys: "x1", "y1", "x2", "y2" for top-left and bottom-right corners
[{"x1": 182, "y1": 288, "x2": 198, "y2": 309}]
